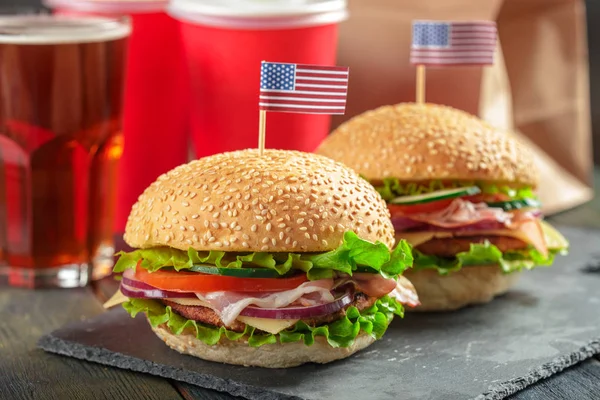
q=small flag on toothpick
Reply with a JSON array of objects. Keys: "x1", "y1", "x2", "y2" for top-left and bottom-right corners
[
  {"x1": 256, "y1": 61, "x2": 349, "y2": 155},
  {"x1": 410, "y1": 20, "x2": 498, "y2": 103},
  {"x1": 259, "y1": 62, "x2": 349, "y2": 114}
]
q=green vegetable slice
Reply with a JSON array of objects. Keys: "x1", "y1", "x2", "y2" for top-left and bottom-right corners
[
  {"x1": 486, "y1": 198, "x2": 542, "y2": 211},
  {"x1": 123, "y1": 296, "x2": 403, "y2": 348},
  {"x1": 114, "y1": 231, "x2": 413, "y2": 281},
  {"x1": 373, "y1": 178, "x2": 537, "y2": 203},
  {"x1": 188, "y1": 265, "x2": 286, "y2": 278},
  {"x1": 412, "y1": 241, "x2": 567, "y2": 275},
  {"x1": 390, "y1": 186, "x2": 480, "y2": 205}
]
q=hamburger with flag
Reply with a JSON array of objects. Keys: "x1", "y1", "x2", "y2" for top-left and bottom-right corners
[
  {"x1": 316, "y1": 103, "x2": 569, "y2": 311},
  {"x1": 106, "y1": 149, "x2": 418, "y2": 367}
]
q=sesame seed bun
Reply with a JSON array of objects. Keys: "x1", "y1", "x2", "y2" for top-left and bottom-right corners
[
  {"x1": 317, "y1": 103, "x2": 538, "y2": 187},
  {"x1": 124, "y1": 149, "x2": 395, "y2": 252},
  {"x1": 403, "y1": 267, "x2": 520, "y2": 312},
  {"x1": 151, "y1": 323, "x2": 376, "y2": 368}
]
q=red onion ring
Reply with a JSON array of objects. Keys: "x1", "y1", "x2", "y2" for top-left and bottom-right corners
[
  {"x1": 238, "y1": 287, "x2": 354, "y2": 320},
  {"x1": 120, "y1": 281, "x2": 197, "y2": 299}
]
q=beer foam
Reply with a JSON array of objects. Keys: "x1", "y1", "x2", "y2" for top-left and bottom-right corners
[{"x1": 0, "y1": 16, "x2": 131, "y2": 44}]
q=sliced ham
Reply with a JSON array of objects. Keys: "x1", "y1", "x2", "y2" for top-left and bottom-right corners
[
  {"x1": 195, "y1": 279, "x2": 335, "y2": 325},
  {"x1": 402, "y1": 199, "x2": 513, "y2": 228},
  {"x1": 352, "y1": 273, "x2": 398, "y2": 298},
  {"x1": 392, "y1": 199, "x2": 548, "y2": 257},
  {"x1": 388, "y1": 276, "x2": 420, "y2": 308}
]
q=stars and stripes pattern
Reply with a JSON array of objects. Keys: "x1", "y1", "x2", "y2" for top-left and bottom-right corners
[
  {"x1": 259, "y1": 62, "x2": 349, "y2": 114},
  {"x1": 410, "y1": 21, "x2": 497, "y2": 66}
]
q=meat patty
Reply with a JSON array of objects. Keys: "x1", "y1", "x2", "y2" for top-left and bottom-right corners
[
  {"x1": 162, "y1": 292, "x2": 377, "y2": 334},
  {"x1": 416, "y1": 236, "x2": 528, "y2": 258},
  {"x1": 163, "y1": 300, "x2": 247, "y2": 332}
]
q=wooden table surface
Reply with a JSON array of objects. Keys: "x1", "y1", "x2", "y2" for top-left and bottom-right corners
[{"x1": 1, "y1": 169, "x2": 599, "y2": 400}]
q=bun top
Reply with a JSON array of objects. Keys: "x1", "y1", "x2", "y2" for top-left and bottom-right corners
[
  {"x1": 317, "y1": 103, "x2": 538, "y2": 187},
  {"x1": 124, "y1": 149, "x2": 395, "y2": 252}
]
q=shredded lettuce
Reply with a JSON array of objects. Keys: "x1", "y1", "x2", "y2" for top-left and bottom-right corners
[
  {"x1": 123, "y1": 295, "x2": 403, "y2": 349},
  {"x1": 412, "y1": 241, "x2": 566, "y2": 275},
  {"x1": 114, "y1": 231, "x2": 413, "y2": 281},
  {"x1": 373, "y1": 178, "x2": 537, "y2": 202}
]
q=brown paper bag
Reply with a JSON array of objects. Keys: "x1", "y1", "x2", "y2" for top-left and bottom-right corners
[{"x1": 333, "y1": 0, "x2": 594, "y2": 215}]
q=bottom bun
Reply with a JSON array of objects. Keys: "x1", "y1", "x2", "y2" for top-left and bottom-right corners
[
  {"x1": 404, "y1": 266, "x2": 520, "y2": 312},
  {"x1": 151, "y1": 323, "x2": 376, "y2": 368}
]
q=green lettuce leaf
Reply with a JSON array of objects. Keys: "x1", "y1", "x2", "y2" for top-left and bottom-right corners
[
  {"x1": 122, "y1": 296, "x2": 403, "y2": 349},
  {"x1": 412, "y1": 241, "x2": 565, "y2": 275},
  {"x1": 114, "y1": 231, "x2": 413, "y2": 281},
  {"x1": 372, "y1": 178, "x2": 536, "y2": 202}
]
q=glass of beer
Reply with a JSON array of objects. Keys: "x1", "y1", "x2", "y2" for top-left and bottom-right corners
[{"x1": 0, "y1": 15, "x2": 130, "y2": 288}]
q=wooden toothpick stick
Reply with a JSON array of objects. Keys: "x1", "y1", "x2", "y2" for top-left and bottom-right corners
[
  {"x1": 258, "y1": 109, "x2": 267, "y2": 156},
  {"x1": 416, "y1": 64, "x2": 426, "y2": 104}
]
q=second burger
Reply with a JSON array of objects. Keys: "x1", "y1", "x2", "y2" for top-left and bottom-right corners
[{"x1": 317, "y1": 103, "x2": 569, "y2": 311}]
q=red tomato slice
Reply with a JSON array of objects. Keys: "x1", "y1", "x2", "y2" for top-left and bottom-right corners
[
  {"x1": 388, "y1": 199, "x2": 454, "y2": 216},
  {"x1": 134, "y1": 267, "x2": 308, "y2": 293},
  {"x1": 388, "y1": 193, "x2": 511, "y2": 217}
]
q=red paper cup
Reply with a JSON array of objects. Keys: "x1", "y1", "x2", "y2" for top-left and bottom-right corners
[
  {"x1": 45, "y1": 0, "x2": 191, "y2": 235},
  {"x1": 168, "y1": 0, "x2": 347, "y2": 158}
]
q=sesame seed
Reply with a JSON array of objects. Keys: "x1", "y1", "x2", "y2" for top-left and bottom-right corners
[
  {"x1": 266, "y1": 223, "x2": 272, "y2": 231},
  {"x1": 204, "y1": 220, "x2": 209, "y2": 228},
  {"x1": 242, "y1": 242, "x2": 249, "y2": 248},
  {"x1": 212, "y1": 222, "x2": 219, "y2": 229},
  {"x1": 180, "y1": 226, "x2": 186, "y2": 231},
  {"x1": 192, "y1": 214, "x2": 199, "y2": 219},
  {"x1": 182, "y1": 201, "x2": 190, "y2": 207},
  {"x1": 251, "y1": 224, "x2": 258, "y2": 232},
  {"x1": 261, "y1": 245, "x2": 269, "y2": 251},
  {"x1": 212, "y1": 212, "x2": 220, "y2": 218},
  {"x1": 299, "y1": 227, "x2": 308, "y2": 231},
  {"x1": 304, "y1": 233, "x2": 311, "y2": 239}
]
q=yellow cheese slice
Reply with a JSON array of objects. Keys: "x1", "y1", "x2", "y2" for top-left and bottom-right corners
[
  {"x1": 236, "y1": 316, "x2": 299, "y2": 335},
  {"x1": 396, "y1": 221, "x2": 567, "y2": 252},
  {"x1": 103, "y1": 292, "x2": 301, "y2": 334},
  {"x1": 539, "y1": 220, "x2": 569, "y2": 250},
  {"x1": 103, "y1": 290, "x2": 130, "y2": 309}
]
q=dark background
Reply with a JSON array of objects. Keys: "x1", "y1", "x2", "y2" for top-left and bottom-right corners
[{"x1": 2, "y1": 0, "x2": 599, "y2": 164}]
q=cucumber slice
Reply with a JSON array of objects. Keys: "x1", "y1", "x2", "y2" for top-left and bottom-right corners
[
  {"x1": 389, "y1": 186, "x2": 480, "y2": 205},
  {"x1": 486, "y1": 198, "x2": 541, "y2": 211},
  {"x1": 189, "y1": 265, "x2": 284, "y2": 278}
]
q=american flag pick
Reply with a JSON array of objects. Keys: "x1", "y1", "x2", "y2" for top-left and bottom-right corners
[
  {"x1": 410, "y1": 21, "x2": 498, "y2": 66},
  {"x1": 259, "y1": 62, "x2": 349, "y2": 115}
]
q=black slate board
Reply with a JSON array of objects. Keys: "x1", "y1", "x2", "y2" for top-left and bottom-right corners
[{"x1": 38, "y1": 226, "x2": 600, "y2": 400}]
